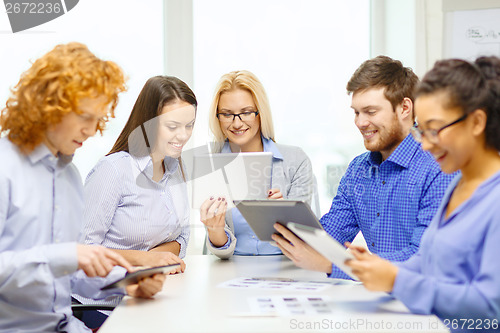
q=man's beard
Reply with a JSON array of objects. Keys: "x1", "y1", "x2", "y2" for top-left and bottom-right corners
[{"x1": 364, "y1": 118, "x2": 405, "y2": 154}]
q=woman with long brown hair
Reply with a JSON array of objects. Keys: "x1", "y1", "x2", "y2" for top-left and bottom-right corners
[{"x1": 79, "y1": 75, "x2": 196, "y2": 266}]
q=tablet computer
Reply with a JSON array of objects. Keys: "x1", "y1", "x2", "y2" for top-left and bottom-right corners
[
  {"x1": 235, "y1": 200, "x2": 323, "y2": 242},
  {"x1": 101, "y1": 264, "x2": 180, "y2": 290},
  {"x1": 287, "y1": 222, "x2": 358, "y2": 280},
  {"x1": 191, "y1": 152, "x2": 272, "y2": 209}
]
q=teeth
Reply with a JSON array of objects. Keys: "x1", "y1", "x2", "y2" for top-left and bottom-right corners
[
  {"x1": 232, "y1": 130, "x2": 246, "y2": 134},
  {"x1": 170, "y1": 143, "x2": 182, "y2": 148},
  {"x1": 362, "y1": 130, "x2": 376, "y2": 137},
  {"x1": 434, "y1": 153, "x2": 445, "y2": 160}
]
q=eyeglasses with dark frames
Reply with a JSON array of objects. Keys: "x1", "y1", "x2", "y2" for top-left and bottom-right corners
[
  {"x1": 216, "y1": 111, "x2": 259, "y2": 123},
  {"x1": 411, "y1": 113, "x2": 468, "y2": 144}
]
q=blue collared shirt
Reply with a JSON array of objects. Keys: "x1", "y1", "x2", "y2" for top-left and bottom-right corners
[
  {"x1": 0, "y1": 139, "x2": 125, "y2": 332},
  {"x1": 321, "y1": 134, "x2": 454, "y2": 278},
  {"x1": 393, "y1": 171, "x2": 500, "y2": 321}
]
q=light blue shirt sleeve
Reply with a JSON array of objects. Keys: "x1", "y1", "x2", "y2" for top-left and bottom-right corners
[
  {"x1": 0, "y1": 139, "x2": 126, "y2": 332},
  {"x1": 71, "y1": 266, "x2": 127, "y2": 300},
  {"x1": 392, "y1": 173, "x2": 500, "y2": 320}
]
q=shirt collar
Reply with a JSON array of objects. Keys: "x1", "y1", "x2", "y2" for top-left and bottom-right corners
[
  {"x1": 28, "y1": 144, "x2": 73, "y2": 170},
  {"x1": 221, "y1": 136, "x2": 283, "y2": 160},
  {"x1": 367, "y1": 133, "x2": 418, "y2": 169},
  {"x1": 134, "y1": 154, "x2": 179, "y2": 179}
]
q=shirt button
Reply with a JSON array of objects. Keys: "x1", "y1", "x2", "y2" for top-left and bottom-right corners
[
  {"x1": 382, "y1": 181, "x2": 386, "y2": 185},
  {"x1": 376, "y1": 212, "x2": 380, "y2": 217},
  {"x1": 371, "y1": 242, "x2": 375, "y2": 247}
]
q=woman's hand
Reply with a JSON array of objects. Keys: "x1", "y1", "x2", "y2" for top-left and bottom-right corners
[
  {"x1": 125, "y1": 273, "x2": 166, "y2": 299},
  {"x1": 267, "y1": 188, "x2": 283, "y2": 200},
  {"x1": 143, "y1": 251, "x2": 186, "y2": 274},
  {"x1": 344, "y1": 243, "x2": 398, "y2": 292},
  {"x1": 200, "y1": 197, "x2": 228, "y2": 247}
]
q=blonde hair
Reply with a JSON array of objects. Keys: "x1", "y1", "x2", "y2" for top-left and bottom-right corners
[
  {"x1": 0, "y1": 42, "x2": 126, "y2": 154},
  {"x1": 208, "y1": 70, "x2": 275, "y2": 152}
]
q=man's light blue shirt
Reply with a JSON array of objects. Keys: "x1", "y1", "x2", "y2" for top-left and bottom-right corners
[
  {"x1": 393, "y1": 171, "x2": 500, "y2": 321},
  {"x1": 321, "y1": 134, "x2": 454, "y2": 278},
  {"x1": 0, "y1": 139, "x2": 125, "y2": 332}
]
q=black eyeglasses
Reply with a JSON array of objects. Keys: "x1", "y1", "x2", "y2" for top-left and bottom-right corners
[
  {"x1": 216, "y1": 111, "x2": 259, "y2": 123},
  {"x1": 411, "y1": 113, "x2": 468, "y2": 144}
]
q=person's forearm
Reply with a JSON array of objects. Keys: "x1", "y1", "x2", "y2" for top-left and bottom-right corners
[
  {"x1": 150, "y1": 241, "x2": 181, "y2": 256},
  {"x1": 111, "y1": 249, "x2": 149, "y2": 266},
  {"x1": 207, "y1": 229, "x2": 228, "y2": 247}
]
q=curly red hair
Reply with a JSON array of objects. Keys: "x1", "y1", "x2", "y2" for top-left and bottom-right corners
[{"x1": 0, "y1": 42, "x2": 127, "y2": 153}]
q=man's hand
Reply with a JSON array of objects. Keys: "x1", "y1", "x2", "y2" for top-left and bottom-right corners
[
  {"x1": 77, "y1": 244, "x2": 133, "y2": 277},
  {"x1": 125, "y1": 273, "x2": 166, "y2": 299},
  {"x1": 272, "y1": 223, "x2": 332, "y2": 273}
]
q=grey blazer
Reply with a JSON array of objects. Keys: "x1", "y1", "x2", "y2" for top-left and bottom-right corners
[{"x1": 206, "y1": 142, "x2": 315, "y2": 259}]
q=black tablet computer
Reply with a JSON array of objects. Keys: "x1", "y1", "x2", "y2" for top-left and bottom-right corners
[
  {"x1": 235, "y1": 200, "x2": 323, "y2": 242},
  {"x1": 101, "y1": 264, "x2": 180, "y2": 290}
]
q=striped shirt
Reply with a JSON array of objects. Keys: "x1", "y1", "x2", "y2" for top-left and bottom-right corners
[
  {"x1": 75, "y1": 151, "x2": 190, "y2": 308},
  {"x1": 321, "y1": 134, "x2": 455, "y2": 279},
  {"x1": 79, "y1": 151, "x2": 190, "y2": 257}
]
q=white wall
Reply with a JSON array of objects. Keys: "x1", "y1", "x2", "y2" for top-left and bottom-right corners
[{"x1": 0, "y1": 0, "x2": 165, "y2": 180}]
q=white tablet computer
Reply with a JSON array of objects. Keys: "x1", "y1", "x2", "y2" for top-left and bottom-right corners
[
  {"x1": 287, "y1": 222, "x2": 358, "y2": 280},
  {"x1": 101, "y1": 264, "x2": 180, "y2": 290},
  {"x1": 235, "y1": 200, "x2": 323, "y2": 242},
  {"x1": 191, "y1": 152, "x2": 272, "y2": 209}
]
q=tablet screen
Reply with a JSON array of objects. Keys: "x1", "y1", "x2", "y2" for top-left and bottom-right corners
[
  {"x1": 235, "y1": 200, "x2": 322, "y2": 242},
  {"x1": 191, "y1": 152, "x2": 272, "y2": 209}
]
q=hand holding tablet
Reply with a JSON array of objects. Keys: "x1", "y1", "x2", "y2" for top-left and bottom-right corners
[
  {"x1": 101, "y1": 264, "x2": 180, "y2": 290},
  {"x1": 286, "y1": 223, "x2": 358, "y2": 280}
]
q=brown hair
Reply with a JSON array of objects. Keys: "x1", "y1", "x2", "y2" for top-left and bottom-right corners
[
  {"x1": 108, "y1": 75, "x2": 197, "y2": 155},
  {"x1": 346, "y1": 55, "x2": 419, "y2": 111},
  {"x1": 0, "y1": 42, "x2": 126, "y2": 154},
  {"x1": 108, "y1": 76, "x2": 197, "y2": 180}
]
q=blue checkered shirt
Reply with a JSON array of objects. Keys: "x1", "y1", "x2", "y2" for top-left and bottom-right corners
[{"x1": 321, "y1": 134, "x2": 455, "y2": 279}]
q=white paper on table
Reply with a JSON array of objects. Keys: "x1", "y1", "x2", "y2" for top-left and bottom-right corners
[
  {"x1": 247, "y1": 295, "x2": 334, "y2": 316},
  {"x1": 217, "y1": 277, "x2": 333, "y2": 292}
]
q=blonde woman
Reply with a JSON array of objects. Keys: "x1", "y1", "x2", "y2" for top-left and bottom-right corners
[{"x1": 200, "y1": 70, "x2": 314, "y2": 258}]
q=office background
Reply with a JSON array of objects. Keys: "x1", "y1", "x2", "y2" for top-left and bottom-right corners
[{"x1": 1, "y1": 0, "x2": 499, "y2": 254}]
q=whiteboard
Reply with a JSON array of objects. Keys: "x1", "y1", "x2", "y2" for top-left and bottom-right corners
[{"x1": 444, "y1": 8, "x2": 500, "y2": 60}]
